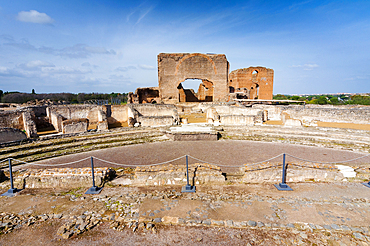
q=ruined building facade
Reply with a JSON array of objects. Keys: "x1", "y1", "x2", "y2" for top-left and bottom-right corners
[{"x1": 129, "y1": 53, "x2": 274, "y2": 104}]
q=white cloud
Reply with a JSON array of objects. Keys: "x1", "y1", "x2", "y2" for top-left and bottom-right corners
[
  {"x1": 115, "y1": 66, "x2": 137, "y2": 72},
  {"x1": 26, "y1": 60, "x2": 55, "y2": 68},
  {"x1": 16, "y1": 10, "x2": 54, "y2": 24},
  {"x1": 138, "y1": 64, "x2": 156, "y2": 70},
  {"x1": 42, "y1": 67, "x2": 91, "y2": 74},
  {"x1": 81, "y1": 62, "x2": 91, "y2": 67},
  {"x1": 291, "y1": 64, "x2": 319, "y2": 70},
  {"x1": 2, "y1": 37, "x2": 117, "y2": 59}
]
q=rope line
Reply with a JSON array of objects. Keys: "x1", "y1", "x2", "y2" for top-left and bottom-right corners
[
  {"x1": 285, "y1": 153, "x2": 370, "y2": 164},
  {"x1": 3, "y1": 152, "x2": 369, "y2": 169},
  {"x1": 92, "y1": 155, "x2": 187, "y2": 167},
  {"x1": 188, "y1": 153, "x2": 283, "y2": 167},
  {"x1": 10, "y1": 157, "x2": 91, "y2": 167}
]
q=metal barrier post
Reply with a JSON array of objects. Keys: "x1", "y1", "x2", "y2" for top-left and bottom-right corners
[
  {"x1": 182, "y1": 155, "x2": 195, "y2": 193},
  {"x1": 85, "y1": 157, "x2": 103, "y2": 194},
  {"x1": 363, "y1": 181, "x2": 370, "y2": 189},
  {"x1": 274, "y1": 154, "x2": 293, "y2": 191},
  {"x1": 1, "y1": 159, "x2": 22, "y2": 197}
]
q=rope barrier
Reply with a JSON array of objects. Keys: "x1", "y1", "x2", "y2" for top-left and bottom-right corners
[
  {"x1": 3, "y1": 152, "x2": 369, "y2": 169},
  {"x1": 92, "y1": 155, "x2": 187, "y2": 167},
  {"x1": 188, "y1": 153, "x2": 284, "y2": 168},
  {"x1": 285, "y1": 153, "x2": 370, "y2": 164},
  {"x1": 10, "y1": 157, "x2": 91, "y2": 167}
]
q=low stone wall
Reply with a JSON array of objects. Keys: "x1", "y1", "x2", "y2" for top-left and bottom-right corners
[
  {"x1": 128, "y1": 104, "x2": 179, "y2": 126},
  {"x1": 242, "y1": 162, "x2": 344, "y2": 183},
  {"x1": 133, "y1": 163, "x2": 225, "y2": 186},
  {"x1": 167, "y1": 132, "x2": 218, "y2": 141},
  {"x1": 62, "y1": 118, "x2": 89, "y2": 134},
  {"x1": 0, "y1": 128, "x2": 27, "y2": 143},
  {"x1": 220, "y1": 115, "x2": 255, "y2": 126},
  {"x1": 13, "y1": 167, "x2": 115, "y2": 189},
  {"x1": 138, "y1": 116, "x2": 174, "y2": 127},
  {"x1": 279, "y1": 105, "x2": 370, "y2": 125}
]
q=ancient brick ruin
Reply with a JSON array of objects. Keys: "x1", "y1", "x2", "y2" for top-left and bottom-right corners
[
  {"x1": 229, "y1": 67, "x2": 274, "y2": 100},
  {"x1": 129, "y1": 53, "x2": 273, "y2": 104}
]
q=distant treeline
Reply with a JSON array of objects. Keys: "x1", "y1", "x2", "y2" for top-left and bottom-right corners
[
  {"x1": 273, "y1": 94, "x2": 370, "y2": 105},
  {"x1": 0, "y1": 90, "x2": 128, "y2": 104}
]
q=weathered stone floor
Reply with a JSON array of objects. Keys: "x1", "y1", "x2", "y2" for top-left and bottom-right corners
[{"x1": 1, "y1": 183, "x2": 370, "y2": 245}]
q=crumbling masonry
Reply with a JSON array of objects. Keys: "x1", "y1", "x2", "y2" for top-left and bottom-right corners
[{"x1": 129, "y1": 53, "x2": 274, "y2": 103}]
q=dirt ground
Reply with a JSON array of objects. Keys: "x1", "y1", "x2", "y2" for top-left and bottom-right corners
[
  {"x1": 1, "y1": 183, "x2": 370, "y2": 246},
  {"x1": 27, "y1": 140, "x2": 369, "y2": 173}
]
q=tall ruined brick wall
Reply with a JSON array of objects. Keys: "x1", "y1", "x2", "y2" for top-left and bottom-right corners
[
  {"x1": 278, "y1": 105, "x2": 370, "y2": 124},
  {"x1": 229, "y1": 67, "x2": 274, "y2": 100},
  {"x1": 158, "y1": 53, "x2": 229, "y2": 103}
]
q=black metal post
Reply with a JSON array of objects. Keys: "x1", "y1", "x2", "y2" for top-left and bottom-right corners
[
  {"x1": 91, "y1": 157, "x2": 96, "y2": 188},
  {"x1": 281, "y1": 154, "x2": 286, "y2": 185},
  {"x1": 85, "y1": 157, "x2": 103, "y2": 194},
  {"x1": 1, "y1": 159, "x2": 22, "y2": 197},
  {"x1": 182, "y1": 155, "x2": 195, "y2": 193},
  {"x1": 274, "y1": 153, "x2": 293, "y2": 191}
]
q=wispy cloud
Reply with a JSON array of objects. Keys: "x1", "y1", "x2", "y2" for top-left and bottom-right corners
[
  {"x1": 126, "y1": 3, "x2": 154, "y2": 24},
  {"x1": 16, "y1": 10, "x2": 54, "y2": 24},
  {"x1": 136, "y1": 6, "x2": 154, "y2": 24},
  {"x1": 291, "y1": 64, "x2": 319, "y2": 70},
  {"x1": 1, "y1": 36, "x2": 116, "y2": 58},
  {"x1": 138, "y1": 64, "x2": 155, "y2": 70},
  {"x1": 18, "y1": 60, "x2": 55, "y2": 70},
  {"x1": 115, "y1": 66, "x2": 137, "y2": 72}
]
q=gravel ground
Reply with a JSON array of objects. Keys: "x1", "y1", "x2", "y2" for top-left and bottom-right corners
[{"x1": 27, "y1": 140, "x2": 369, "y2": 173}]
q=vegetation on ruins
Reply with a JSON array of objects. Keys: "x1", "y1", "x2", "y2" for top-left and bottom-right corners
[
  {"x1": 0, "y1": 91, "x2": 128, "y2": 104},
  {"x1": 273, "y1": 94, "x2": 370, "y2": 105}
]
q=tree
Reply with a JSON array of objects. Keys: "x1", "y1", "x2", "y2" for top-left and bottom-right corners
[
  {"x1": 316, "y1": 96, "x2": 328, "y2": 105},
  {"x1": 31, "y1": 89, "x2": 36, "y2": 94},
  {"x1": 0, "y1": 90, "x2": 3, "y2": 101}
]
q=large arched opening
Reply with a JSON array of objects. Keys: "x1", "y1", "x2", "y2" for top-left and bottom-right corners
[{"x1": 177, "y1": 78, "x2": 214, "y2": 102}]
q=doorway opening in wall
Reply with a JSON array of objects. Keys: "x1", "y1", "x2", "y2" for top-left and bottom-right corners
[{"x1": 177, "y1": 79, "x2": 214, "y2": 102}]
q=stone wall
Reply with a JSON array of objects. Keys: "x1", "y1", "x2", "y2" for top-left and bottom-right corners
[
  {"x1": 278, "y1": 105, "x2": 370, "y2": 125},
  {"x1": 158, "y1": 53, "x2": 229, "y2": 103},
  {"x1": 0, "y1": 128, "x2": 27, "y2": 143},
  {"x1": 128, "y1": 104, "x2": 179, "y2": 126},
  {"x1": 13, "y1": 168, "x2": 115, "y2": 189},
  {"x1": 242, "y1": 162, "x2": 344, "y2": 183},
  {"x1": 220, "y1": 115, "x2": 255, "y2": 126},
  {"x1": 138, "y1": 116, "x2": 174, "y2": 127},
  {"x1": 62, "y1": 118, "x2": 89, "y2": 134},
  {"x1": 206, "y1": 105, "x2": 262, "y2": 125},
  {"x1": 0, "y1": 108, "x2": 37, "y2": 138},
  {"x1": 47, "y1": 105, "x2": 108, "y2": 132},
  {"x1": 229, "y1": 67, "x2": 274, "y2": 100},
  {"x1": 106, "y1": 105, "x2": 129, "y2": 125},
  {"x1": 133, "y1": 163, "x2": 225, "y2": 186}
]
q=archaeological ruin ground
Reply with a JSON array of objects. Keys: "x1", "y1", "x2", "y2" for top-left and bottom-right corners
[{"x1": 1, "y1": 125, "x2": 370, "y2": 245}]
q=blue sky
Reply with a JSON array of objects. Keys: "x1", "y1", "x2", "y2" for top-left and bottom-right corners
[{"x1": 0, "y1": 0, "x2": 369, "y2": 95}]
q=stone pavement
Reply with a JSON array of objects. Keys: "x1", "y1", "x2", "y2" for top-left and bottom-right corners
[{"x1": 1, "y1": 182, "x2": 370, "y2": 245}]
